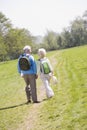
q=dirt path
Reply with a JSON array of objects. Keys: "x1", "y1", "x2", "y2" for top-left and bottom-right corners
[
  {"x1": 16, "y1": 52, "x2": 59, "y2": 130},
  {"x1": 16, "y1": 85, "x2": 46, "y2": 130}
]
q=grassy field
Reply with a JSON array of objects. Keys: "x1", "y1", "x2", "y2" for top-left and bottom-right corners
[{"x1": 0, "y1": 45, "x2": 87, "y2": 130}]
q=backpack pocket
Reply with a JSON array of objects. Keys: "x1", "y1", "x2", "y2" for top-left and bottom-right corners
[{"x1": 42, "y1": 62, "x2": 51, "y2": 74}]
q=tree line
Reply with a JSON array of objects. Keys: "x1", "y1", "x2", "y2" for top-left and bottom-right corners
[{"x1": 0, "y1": 11, "x2": 87, "y2": 61}]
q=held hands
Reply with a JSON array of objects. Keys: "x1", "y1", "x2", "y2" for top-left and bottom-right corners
[
  {"x1": 21, "y1": 73, "x2": 24, "y2": 77},
  {"x1": 35, "y1": 74, "x2": 38, "y2": 79}
]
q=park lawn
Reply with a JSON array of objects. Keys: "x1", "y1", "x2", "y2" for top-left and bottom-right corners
[{"x1": 0, "y1": 45, "x2": 87, "y2": 130}]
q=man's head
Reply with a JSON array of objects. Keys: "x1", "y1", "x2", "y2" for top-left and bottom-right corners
[{"x1": 23, "y1": 45, "x2": 31, "y2": 54}]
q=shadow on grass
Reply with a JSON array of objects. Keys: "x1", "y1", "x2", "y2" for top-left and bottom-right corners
[
  {"x1": 0, "y1": 102, "x2": 28, "y2": 111},
  {"x1": 0, "y1": 98, "x2": 48, "y2": 111}
]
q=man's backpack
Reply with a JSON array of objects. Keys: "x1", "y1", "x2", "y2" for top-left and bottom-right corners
[{"x1": 19, "y1": 55, "x2": 30, "y2": 71}]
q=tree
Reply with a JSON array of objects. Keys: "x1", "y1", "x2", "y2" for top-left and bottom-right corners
[
  {"x1": 0, "y1": 12, "x2": 12, "y2": 61},
  {"x1": 70, "y1": 17, "x2": 85, "y2": 46},
  {"x1": 0, "y1": 12, "x2": 12, "y2": 36},
  {"x1": 60, "y1": 28, "x2": 73, "y2": 48},
  {"x1": 56, "y1": 35, "x2": 62, "y2": 49},
  {"x1": 5, "y1": 28, "x2": 33, "y2": 59},
  {"x1": 0, "y1": 34, "x2": 7, "y2": 61},
  {"x1": 43, "y1": 30, "x2": 58, "y2": 51}
]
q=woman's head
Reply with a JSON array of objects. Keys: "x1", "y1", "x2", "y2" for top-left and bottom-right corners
[{"x1": 38, "y1": 48, "x2": 46, "y2": 58}]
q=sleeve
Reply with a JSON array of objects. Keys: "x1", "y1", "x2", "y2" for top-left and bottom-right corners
[
  {"x1": 34, "y1": 61, "x2": 37, "y2": 74},
  {"x1": 17, "y1": 58, "x2": 21, "y2": 74},
  {"x1": 29, "y1": 56, "x2": 37, "y2": 74}
]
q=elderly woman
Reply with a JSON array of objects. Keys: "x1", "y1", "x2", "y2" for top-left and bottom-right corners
[{"x1": 37, "y1": 48, "x2": 54, "y2": 98}]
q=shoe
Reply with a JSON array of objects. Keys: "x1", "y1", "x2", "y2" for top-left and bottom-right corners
[
  {"x1": 33, "y1": 101, "x2": 40, "y2": 103},
  {"x1": 26, "y1": 100, "x2": 31, "y2": 104}
]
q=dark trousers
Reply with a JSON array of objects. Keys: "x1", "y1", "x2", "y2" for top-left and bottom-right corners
[{"x1": 23, "y1": 74, "x2": 37, "y2": 102}]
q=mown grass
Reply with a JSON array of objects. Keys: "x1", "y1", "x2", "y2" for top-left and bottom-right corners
[
  {"x1": 0, "y1": 60, "x2": 34, "y2": 130},
  {"x1": 0, "y1": 45, "x2": 87, "y2": 130},
  {"x1": 32, "y1": 46, "x2": 87, "y2": 130}
]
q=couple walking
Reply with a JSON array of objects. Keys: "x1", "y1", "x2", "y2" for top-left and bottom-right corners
[{"x1": 17, "y1": 45, "x2": 54, "y2": 104}]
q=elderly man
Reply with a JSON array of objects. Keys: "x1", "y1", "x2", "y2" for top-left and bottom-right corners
[{"x1": 18, "y1": 45, "x2": 39, "y2": 103}]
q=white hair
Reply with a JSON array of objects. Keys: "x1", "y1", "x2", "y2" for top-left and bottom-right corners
[
  {"x1": 38, "y1": 48, "x2": 46, "y2": 56},
  {"x1": 23, "y1": 45, "x2": 31, "y2": 51}
]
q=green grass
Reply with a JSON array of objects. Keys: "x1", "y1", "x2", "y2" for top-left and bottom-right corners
[
  {"x1": 0, "y1": 60, "x2": 33, "y2": 130},
  {"x1": 0, "y1": 45, "x2": 87, "y2": 130},
  {"x1": 32, "y1": 46, "x2": 87, "y2": 130}
]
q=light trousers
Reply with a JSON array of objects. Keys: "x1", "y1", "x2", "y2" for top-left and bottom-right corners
[{"x1": 40, "y1": 73, "x2": 54, "y2": 98}]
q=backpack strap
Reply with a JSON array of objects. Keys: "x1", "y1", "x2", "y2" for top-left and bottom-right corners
[{"x1": 38, "y1": 59, "x2": 43, "y2": 72}]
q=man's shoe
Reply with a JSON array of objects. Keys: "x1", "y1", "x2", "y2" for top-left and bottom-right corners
[
  {"x1": 26, "y1": 100, "x2": 31, "y2": 104},
  {"x1": 33, "y1": 101, "x2": 40, "y2": 103}
]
